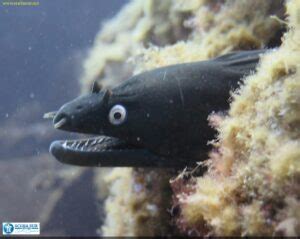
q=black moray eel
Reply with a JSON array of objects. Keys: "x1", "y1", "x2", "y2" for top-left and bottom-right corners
[{"x1": 47, "y1": 49, "x2": 268, "y2": 168}]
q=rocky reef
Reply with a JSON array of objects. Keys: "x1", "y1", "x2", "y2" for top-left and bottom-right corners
[
  {"x1": 172, "y1": 1, "x2": 300, "y2": 236},
  {"x1": 79, "y1": 0, "x2": 299, "y2": 236}
]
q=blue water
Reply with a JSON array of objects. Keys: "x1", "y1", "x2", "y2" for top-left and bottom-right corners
[
  {"x1": 0, "y1": 0, "x2": 125, "y2": 118},
  {"x1": 0, "y1": 0, "x2": 127, "y2": 236},
  {"x1": 0, "y1": 0, "x2": 127, "y2": 158}
]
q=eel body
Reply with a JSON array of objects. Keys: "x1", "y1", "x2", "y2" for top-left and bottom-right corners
[{"x1": 49, "y1": 49, "x2": 267, "y2": 167}]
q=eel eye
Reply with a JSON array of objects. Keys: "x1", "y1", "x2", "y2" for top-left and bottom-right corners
[{"x1": 109, "y1": 104, "x2": 127, "y2": 125}]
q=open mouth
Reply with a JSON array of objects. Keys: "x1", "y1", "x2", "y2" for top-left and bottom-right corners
[
  {"x1": 50, "y1": 136, "x2": 167, "y2": 167},
  {"x1": 45, "y1": 111, "x2": 176, "y2": 168}
]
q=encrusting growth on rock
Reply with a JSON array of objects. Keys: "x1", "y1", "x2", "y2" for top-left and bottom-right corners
[{"x1": 171, "y1": 0, "x2": 300, "y2": 236}]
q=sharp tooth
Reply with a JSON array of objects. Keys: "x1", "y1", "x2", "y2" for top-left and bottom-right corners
[
  {"x1": 71, "y1": 142, "x2": 76, "y2": 148},
  {"x1": 62, "y1": 141, "x2": 67, "y2": 148},
  {"x1": 84, "y1": 140, "x2": 89, "y2": 147},
  {"x1": 91, "y1": 139, "x2": 97, "y2": 146},
  {"x1": 97, "y1": 138, "x2": 104, "y2": 143},
  {"x1": 77, "y1": 141, "x2": 84, "y2": 147}
]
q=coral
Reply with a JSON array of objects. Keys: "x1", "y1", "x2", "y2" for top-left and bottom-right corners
[
  {"x1": 100, "y1": 168, "x2": 133, "y2": 236},
  {"x1": 172, "y1": 0, "x2": 300, "y2": 236},
  {"x1": 101, "y1": 168, "x2": 175, "y2": 236},
  {"x1": 132, "y1": 0, "x2": 283, "y2": 73}
]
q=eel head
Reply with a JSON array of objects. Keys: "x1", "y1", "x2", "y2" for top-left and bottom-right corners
[{"x1": 48, "y1": 83, "x2": 190, "y2": 168}]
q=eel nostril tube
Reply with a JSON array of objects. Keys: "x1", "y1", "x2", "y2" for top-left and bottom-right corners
[{"x1": 43, "y1": 111, "x2": 57, "y2": 119}]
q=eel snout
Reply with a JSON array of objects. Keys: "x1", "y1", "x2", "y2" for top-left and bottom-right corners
[
  {"x1": 44, "y1": 111, "x2": 69, "y2": 130},
  {"x1": 54, "y1": 116, "x2": 68, "y2": 129}
]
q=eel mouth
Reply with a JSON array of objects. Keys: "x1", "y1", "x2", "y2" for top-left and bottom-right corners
[
  {"x1": 45, "y1": 111, "x2": 174, "y2": 167},
  {"x1": 50, "y1": 136, "x2": 168, "y2": 167}
]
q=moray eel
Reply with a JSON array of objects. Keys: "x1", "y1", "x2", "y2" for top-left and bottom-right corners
[{"x1": 48, "y1": 49, "x2": 267, "y2": 167}]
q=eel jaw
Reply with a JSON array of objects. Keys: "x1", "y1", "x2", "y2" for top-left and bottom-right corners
[{"x1": 50, "y1": 136, "x2": 171, "y2": 167}]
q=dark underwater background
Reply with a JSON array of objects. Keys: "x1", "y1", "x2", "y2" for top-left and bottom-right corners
[{"x1": 0, "y1": 0, "x2": 127, "y2": 236}]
